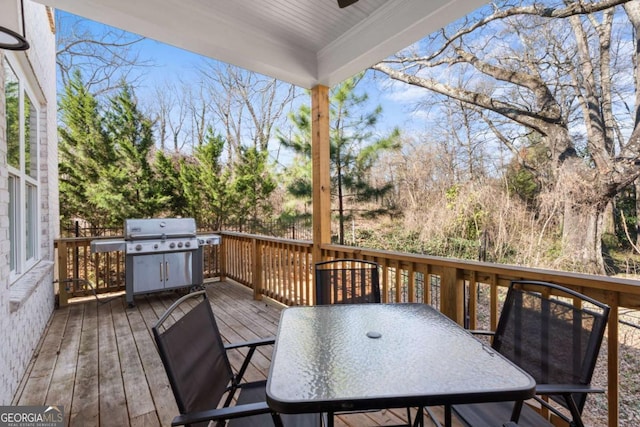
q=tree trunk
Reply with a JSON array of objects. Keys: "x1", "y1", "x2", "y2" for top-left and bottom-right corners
[
  {"x1": 562, "y1": 200, "x2": 606, "y2": 274},
  {"x1": 603, "y1": 201, "x2": 616, "y2": 236},
  {"x1": 636, "y1": 179, "x2": 640, "y2": 249}
]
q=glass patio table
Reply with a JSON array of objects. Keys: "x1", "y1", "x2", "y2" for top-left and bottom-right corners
[{"x1": 266, "y1": 303, "x2": 536, "y2": 427}]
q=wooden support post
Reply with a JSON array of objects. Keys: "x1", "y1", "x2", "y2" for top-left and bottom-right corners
[
  {"x1": 490, "y1": 274, "x2": 498, "y2": 331},
  {"x1": 381, "y1": 260, "x2": 389, "y2": 303},
  {"x1": 219, "y1": 235, "x2": 227, "y2": 281},
  {"x1": 311, "y1": 85, "x2": 331, "y2": 281},
  {"x1": 440, "y1": 267, "x2": 464, "y2": 325},
  {"x1": 468, "y1": 271, "x2": 477, "y2": 330},
  {"x1": 408, "y1": 263, "x2": 415, "y2": 303},
  {"x1": 57, "y1": 241, "x2": 69, "y2": 307},
  {"x1": 252, "y1": 238, "x2": 263, "y2": 301}
]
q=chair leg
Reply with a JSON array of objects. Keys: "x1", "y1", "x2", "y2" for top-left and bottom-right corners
[
  {"x1": 272, "y1": 413, "x2": 284, "y2": 427},
  {"x1": 444, "y1": 405, "x2": 452, "y2": 427},
  {"x1": 423, "y1": 407, "x2": 443, "y2": 427},
  {"x1": 411, "y1": 407, "x2": 424, "y2": 427},
  {"x1": 322, "y1": 412, "x2": 334, "y2": 427}
]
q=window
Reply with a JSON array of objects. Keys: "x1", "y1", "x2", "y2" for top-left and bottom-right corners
[{"x1": 4, "y1": 57, "x2": 40, "y2": 280}]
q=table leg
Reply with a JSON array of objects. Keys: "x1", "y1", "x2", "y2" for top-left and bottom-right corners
[
  {"x1": 444, "y1": 405, "x2": 452, "y2": 427},
  {"x1": 323, "y1": 412, "x2": 334, "y2": 427},
  {"x1": 412, "y1": 407, "x2": 424, "y2": 427}
]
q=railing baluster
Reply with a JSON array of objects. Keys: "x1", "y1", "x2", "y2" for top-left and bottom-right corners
[{"x1": 55, "y1": 231, "x2": 640, "y2": 426}]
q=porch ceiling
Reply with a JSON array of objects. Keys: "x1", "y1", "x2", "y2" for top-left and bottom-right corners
[{"x1": 34, "y1": 0, "x2": 487, "y2": 88}]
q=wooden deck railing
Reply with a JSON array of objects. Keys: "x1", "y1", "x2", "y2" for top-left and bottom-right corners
[
  {"x1": 53, "y1": 236, "x2": 221, "y2": 305},
  {"x1": 54, "y1": 231, "x2": 640, "y2": 426}
]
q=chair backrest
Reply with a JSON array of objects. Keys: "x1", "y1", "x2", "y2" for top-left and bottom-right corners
[
  {"x1": 152, "y1": 291, "x2": 234, "y2": 425},
  {"x1": 315, "y1": 258, "x2": 381, "y2": 305},
  {"x1": 493, "y1": 280, "x2": 610, "y2": 413}
]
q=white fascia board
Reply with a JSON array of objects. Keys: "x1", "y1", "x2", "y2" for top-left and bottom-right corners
[
  {"x1": 34, "y1": 0, "x2": 319, "y2": 88},
  {"x1": 317, "y1": 0, "x2": 489, "y2": 87}
]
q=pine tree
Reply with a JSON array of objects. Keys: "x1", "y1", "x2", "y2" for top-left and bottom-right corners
[
  {"x1": 280, "y1": 73, "x2": 400, "y2": 244},
  {"x1": 102, "y1": 84, "x2": 168, "y2": 223},
  {"x1": 154, "y1": 150, "x2": 188, "y2": 216},
  {"x1": 58, "y1": 71, "x2": 112, "y2": 227},
  {"x1": 178, "y1": 129, "x2": 232, "y2": 229},
  {"x1": 231, "y1": 145, "x2": 277, "y2": 229}
]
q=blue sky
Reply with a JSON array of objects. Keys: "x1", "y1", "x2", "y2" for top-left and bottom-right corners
[
  {"x1": 135, "y1": 37, "x2": 421, "y2": 133},
  {"x1": 57, "y1": 10, "x2": 426, "y2": 133},
  {"x1": 55, "y1": 10, "x2": 456, "y2": 171}
]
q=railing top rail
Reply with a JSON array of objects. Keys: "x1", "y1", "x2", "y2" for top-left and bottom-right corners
[
  {"x1": 321, "y1": 243, "x2": 640, "y2": 297},
  {"x1": 219, "y1": 231, "x2": 313, "y2": 246},
  {"x1": 53, "y1": 233, "x2": 640, "y2": 299}
]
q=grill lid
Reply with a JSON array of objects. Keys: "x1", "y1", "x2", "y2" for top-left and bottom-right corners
[{"x1": 125, "y1": 218, "x2": 197, "y2": 241}]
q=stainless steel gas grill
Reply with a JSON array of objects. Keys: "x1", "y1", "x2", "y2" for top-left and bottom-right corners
[{"x1": 90, "y1": 218, "x2": 221, "y2": 306}]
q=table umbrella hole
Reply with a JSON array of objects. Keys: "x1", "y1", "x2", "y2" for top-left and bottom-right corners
[{"x1": 366, "y1": 331, "x2": 382, "y2": 339}]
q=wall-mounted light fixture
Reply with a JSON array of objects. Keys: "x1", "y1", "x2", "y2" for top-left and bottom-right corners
[
  {"x1": 337, "y1": 0, "x2": 359, "y2": 8},
  {"x1": 0, "y1": 0, "x2": 29, "y2": 50}
]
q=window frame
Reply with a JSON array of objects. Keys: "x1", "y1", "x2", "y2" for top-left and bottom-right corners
[{"x1": 4, "y1": 55, "x2": 41, "y2": 283}]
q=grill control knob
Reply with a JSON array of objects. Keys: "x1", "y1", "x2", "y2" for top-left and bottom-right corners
[
  {"x1": 135, "y1": 244, "x2": 142, "y2": 251},
  {"x1": 169, "y1": 242, "x2": 176, "y2": 249},
  {"x1": 178, "y1": 242, "x2": 183, "y2": 248},
  {"x1": 154, "y1": 243, "x2": 159, "y2": 249},
  {"x1": 185, "y1": 241, "x2": 191, "y2": 248}
]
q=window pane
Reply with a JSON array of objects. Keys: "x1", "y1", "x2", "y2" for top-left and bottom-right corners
[
  {"x1": 9, "y1": 175, "x2": 18, "y2": 272},
  {"x1": 4, "y1": 59, "x2": 19, "y2": 169},
  {"x1": 24, "y1": 92, "x2": 38, "y2": 178},
  {"x1": 26, "y1": 183, "x2": 37, "y2": 260}
]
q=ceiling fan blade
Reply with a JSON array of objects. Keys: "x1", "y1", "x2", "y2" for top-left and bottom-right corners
[{"x1": 338, "y1": 0, "x2": 359, "y2": 8}]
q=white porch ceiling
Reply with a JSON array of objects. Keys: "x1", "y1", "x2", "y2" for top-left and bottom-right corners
[{"x1": 33, "y1": 0, "x2": 487, "y2": 88}]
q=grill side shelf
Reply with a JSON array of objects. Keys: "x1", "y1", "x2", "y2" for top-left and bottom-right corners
[{"x1": 90, "y1": 239, "x2": 126, "y2": 253}]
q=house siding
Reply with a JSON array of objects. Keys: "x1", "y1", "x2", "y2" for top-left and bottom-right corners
[{"x1": 0, "y1": 0, "x2": 58, "y2": 405}]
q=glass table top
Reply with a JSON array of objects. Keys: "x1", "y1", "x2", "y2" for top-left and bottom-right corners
[{"x1": 266, "y1": 303, "x2": 535, "y2": 413}]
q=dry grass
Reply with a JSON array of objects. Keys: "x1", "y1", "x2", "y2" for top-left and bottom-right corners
[{"x1": 583, "y1": 311, "x2": 640, "y2": 426}]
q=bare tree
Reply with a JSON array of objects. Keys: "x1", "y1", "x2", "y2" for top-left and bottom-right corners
[
  {"x1": 198, "y1": 62, "x2": 297, "y2": 164},
  {"x1": 373, "y1": 0, "x2": 639, "y2": 274},
  {"x1": 152, "y1": 85, "x2": 171, "y2": 151},
  {"x1": 187, "y1": 83, "x2": 214, "y2": 147},
  {"x1": 56, "y1": 12, "x2": 153, "y2": 95}
]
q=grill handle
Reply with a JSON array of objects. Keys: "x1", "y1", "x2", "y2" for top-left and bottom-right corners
[{"x1": 127, "y1": 232, "x2": 195, "y2": 240}]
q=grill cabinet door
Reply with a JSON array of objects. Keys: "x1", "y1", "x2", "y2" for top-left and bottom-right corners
[
  {"x1": 163, "y1": 251, "x2": 193, "y2": 288},
  {"x1": 132, "y1": 253, "x2": 165, "y2": 293}
]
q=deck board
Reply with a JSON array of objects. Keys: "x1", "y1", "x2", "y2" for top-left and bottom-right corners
[
  {"x1": 70, "y1": 300, "x2": 99, "y2": 425},
  {"x1": 98, "y1": 299, "x2": 129, "y2": 427},
  {"x1": 14, "y1": 280, "x2": 457, "y2": 426},
  {"x1": 15, "y1": 301, "x2": 70, "y2": 406},
  {"x1": 46, "y1": 303, "x2": 84, "y2": 426}
]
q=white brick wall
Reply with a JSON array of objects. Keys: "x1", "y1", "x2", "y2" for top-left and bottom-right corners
[
  {"x1": 0, "y1": 46, "x2": 9, "y2": 404},
  {"x1": 0, "y1": 0, "x2": 58, "y2": 405}
]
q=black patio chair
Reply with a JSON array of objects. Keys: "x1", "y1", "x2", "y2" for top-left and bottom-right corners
[
  {"x1": 315, "y1": 259, "x2": 416, "y2": 426},
  {"x1": 451, "y1": 280, "x2": 610, "y2": 427},
  {"x1": 315, "y1": 258, "x2": 381, "y2": 305},
  {"x1": 152, "y1": 290, "x2": 320, "y2": 427}
]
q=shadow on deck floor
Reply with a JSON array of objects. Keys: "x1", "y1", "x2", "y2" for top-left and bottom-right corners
[{"x1": 13, "y1": 280, "x2": 457, "y2": 426}]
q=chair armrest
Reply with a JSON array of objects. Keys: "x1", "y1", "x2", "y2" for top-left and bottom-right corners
[
  {"x1": 535, "y1": 384, "x2": 604, "y2": 395},
  {"x1": 533, "y1": 384, "x2": 598, "y2": 427},
  {"x1": 468, "y1": 330, "x2": 495, "y2": 336},
  {"x1": 224, "y1": 337, "x2": 276, "y2": 351},
  {"x1": 171, "y1": 402, "x2": 272, "y2": 426},
  {"x1": 225, "y1": 337, "x2": 276, "y2": 384}
]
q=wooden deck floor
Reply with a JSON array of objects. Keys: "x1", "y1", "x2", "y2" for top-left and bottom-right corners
[{"x1": 12, "y1": 280, "x2": 456, "y2": 426}]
